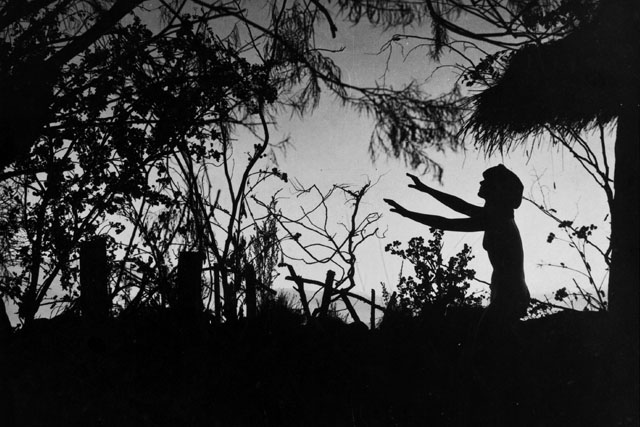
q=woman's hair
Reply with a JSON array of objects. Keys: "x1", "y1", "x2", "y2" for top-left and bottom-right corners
[{"x1": 483, "y1": 164, "x2": 524, "y2": 209}]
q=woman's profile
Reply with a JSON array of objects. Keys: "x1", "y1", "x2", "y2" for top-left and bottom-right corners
[{"x1": 384, "y1": 164, "x2": 530, "y2": 323}]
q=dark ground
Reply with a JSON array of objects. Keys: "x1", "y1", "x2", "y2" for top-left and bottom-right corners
[{"x1": 1, "y1": 308, "x2": 638, "y2": 427}]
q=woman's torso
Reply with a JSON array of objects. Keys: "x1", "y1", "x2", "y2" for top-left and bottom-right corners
[{"x1": 482, "y1": 215, "x2": 530, "y2": 307}]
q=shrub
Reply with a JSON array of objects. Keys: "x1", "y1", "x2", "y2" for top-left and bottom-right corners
[{"x1": 384, "y1": 228, "x2": 483, "y2": 317}]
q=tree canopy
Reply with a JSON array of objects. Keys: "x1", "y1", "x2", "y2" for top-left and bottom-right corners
[{"x1": 0, "y1": 0, "x2": 464, "y2": 176}]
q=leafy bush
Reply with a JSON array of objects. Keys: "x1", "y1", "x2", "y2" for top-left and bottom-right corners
[{"x1": 385, "y1": 228, "x2": 483, "y2": 316}]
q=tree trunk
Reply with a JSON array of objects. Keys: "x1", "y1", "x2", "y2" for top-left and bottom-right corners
[{"x1": 608, "y1": 103, "x2": 639, "y2": 343}]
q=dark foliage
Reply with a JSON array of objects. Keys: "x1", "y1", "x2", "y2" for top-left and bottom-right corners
[
  {"x1": 384, "y1": 228, "x2": 482, "y2": 317},
  {"x1": 1, "y1": 14, "x2": 279, "y2": 323}
]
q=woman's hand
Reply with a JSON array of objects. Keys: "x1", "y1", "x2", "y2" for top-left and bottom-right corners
[
  {"x1": 406, "y1": 173, "x2": 429, "y2": 192},
  {"x1": 384, "y1": 198, "x2": 409, "y2": 216}
]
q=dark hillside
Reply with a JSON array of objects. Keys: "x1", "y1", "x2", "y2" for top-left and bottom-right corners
[{"x1": 1, "y1": 310, "x2": 637, "y2": 427}]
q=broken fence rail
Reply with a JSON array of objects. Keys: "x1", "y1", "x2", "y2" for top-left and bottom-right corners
[{"x1": 282, "y1": 264, "x2": 386, "y2": 329}]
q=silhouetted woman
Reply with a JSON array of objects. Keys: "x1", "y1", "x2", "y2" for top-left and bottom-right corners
[{"x1": 384, "y1": 165, "x2": 530, "y2": 322}]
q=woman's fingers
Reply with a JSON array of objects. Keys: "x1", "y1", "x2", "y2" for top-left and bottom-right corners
[
  {"x1": 384, "y1": 198, "x2": 398, "y2": 208},
  {"x1": 383, "y1": 198, "x2": 404, "y2": 214},
  {"x1": 406, "y1": 173, "x2": 424, "y2": 189}
]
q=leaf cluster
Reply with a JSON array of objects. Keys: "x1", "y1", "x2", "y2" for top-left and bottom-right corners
[{"x1": 385, "y1": 228, "x2": 481, "y2": 316}]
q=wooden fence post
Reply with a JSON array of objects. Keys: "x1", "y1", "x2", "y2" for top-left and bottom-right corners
[
  {"x1": 221, "y1": 267, "x2": 237, "y2": 322},
  {"x1": 1, "y1": 300, "x2": 12, "y2": 342},
  {"x1": 176, "y1": 251, "x2": 203, "y2": 317},
  {"x1": 244, "y1": 264, "x2": 257, "y2": 319},
  {"x1": 285, "y1": 264, "x2": 311, "y2": 318},
  {"x1": 80, "y1": 238, "x2": 110, "y2": 321},
  {"x1": 213, "y1": 264, "x2": 222, "y2": 321},
  {"x1": 370, "y1": 289, "x2": 376, "y2": 330},
  {"x1": 319, "y1": 270, "x2": 336, "y2": 318}
]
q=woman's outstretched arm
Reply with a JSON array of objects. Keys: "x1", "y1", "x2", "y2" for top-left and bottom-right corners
[
  {"x1": 384, "y1": 199, "x2": 486, "y2": 232},
  {"x1": 407, "y1": 173, "x2": 482, "y2": 217}
]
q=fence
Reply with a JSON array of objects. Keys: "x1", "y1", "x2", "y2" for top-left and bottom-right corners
[
  {"x1": 281, "y1": 263, "x2": 385, "y2": 329},
  {"x1": 78, "y1": 245, "x2": 384, "y2": 328}
]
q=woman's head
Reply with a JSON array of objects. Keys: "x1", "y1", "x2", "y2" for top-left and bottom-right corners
[{"x1": 478, "y1": 164, "x2": 523, "y2": 209}]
